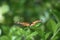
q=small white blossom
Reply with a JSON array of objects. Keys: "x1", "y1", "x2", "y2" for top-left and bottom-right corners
[{"x1": 2, "y1": 4, "x2": 10, "y2": 14}]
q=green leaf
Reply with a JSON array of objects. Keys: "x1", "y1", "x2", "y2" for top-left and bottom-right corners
[
  {"x1": 46, "y1": 19, "x2": 58, "y2": 33},
  {"x1": 1, "y1": 25, "x2": 9, "y2": 35},
  {"x1": 9, "y1": 26, "x2": 25, "y2": 36},
  {"x1": 45, "y1": 32, "x2": 51, "y2": 40},
  {"x1": 26, "y1": 31, "x2": 38, "y2": 39},
  {"x1": 0, "y1": 36, "x2": 11, "y2": 40}
]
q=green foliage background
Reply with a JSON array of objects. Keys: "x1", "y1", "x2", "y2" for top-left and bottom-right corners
[{"x1": 0, "y1": 0, "x2": 60, "y2": 40}]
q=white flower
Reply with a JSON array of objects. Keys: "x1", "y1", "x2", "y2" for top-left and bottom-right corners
[{"x1": 2, "y1": 4, "x2": 10, "y2": 14}]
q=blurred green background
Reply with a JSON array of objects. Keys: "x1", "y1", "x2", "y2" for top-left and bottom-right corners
[{"x1": 0, "y1": 0, "x2": 60, "y2": 40}]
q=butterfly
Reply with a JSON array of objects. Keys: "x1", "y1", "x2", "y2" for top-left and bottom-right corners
[{"x1": 16, "y1": 20, "x2": 41, "y2": 26}]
